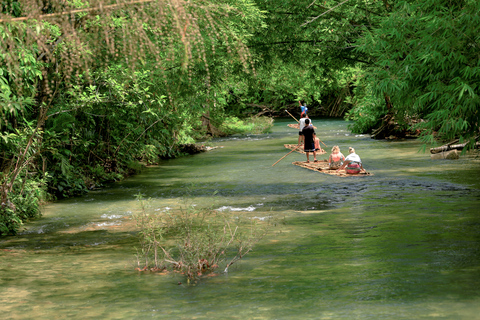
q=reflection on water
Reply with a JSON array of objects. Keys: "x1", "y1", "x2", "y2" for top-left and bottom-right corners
[{"x1": 1, "y1": 118, "x2": 480, "y2": 319}]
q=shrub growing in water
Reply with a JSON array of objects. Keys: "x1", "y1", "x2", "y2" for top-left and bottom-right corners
[
  {"x1": 0, "y1": 178, "x2": 48, "y2": 235},
  {"x1": 133, "y1": 195, "x2": 270, "y2": 281}
]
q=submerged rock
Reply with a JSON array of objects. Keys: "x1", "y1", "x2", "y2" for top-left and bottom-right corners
[{"x1": 430, "y1": 149, "x2": 459, "y2": 160}]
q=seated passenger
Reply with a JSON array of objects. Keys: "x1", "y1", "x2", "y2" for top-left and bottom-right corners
[
  {"x1": 328, "y1": 145, "x2": 345, "y2": 169},
  {"x1": 314, "y1": 137, "x2": 321, "y2": 152},
  {"x1": 337, "y1": 147, "x2": 365, "y2": 174}
]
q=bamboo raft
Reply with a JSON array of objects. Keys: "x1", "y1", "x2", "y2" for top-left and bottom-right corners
[
  {"x1": 284, "y1": 144, "x2": 326, "y2": 155},
  {"x1": 287, "y1": 123, "x2": 317, "y2": 129},
  {"x1": 292, "y1": 160, "x2": 373, "y2": 177}
]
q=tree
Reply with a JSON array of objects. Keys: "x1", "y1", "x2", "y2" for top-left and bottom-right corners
[
  {"x1": 0, "y1": 0, "x2": 264, "y2": 234},
  {"x1": 354, "y1": 0, "x2": 480, "y2": 147},
  {"x1": 240, "y1": 0, "x2": 391, "y2": 116}
]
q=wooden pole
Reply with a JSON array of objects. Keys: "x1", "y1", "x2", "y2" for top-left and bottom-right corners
[
  {"x1": 272, "y1": 145, "x2": 301, "y2": 166},
  {"x1": 317, "y1": 137, "x2": 327, "y2": 148},
  {"x1": 287, "y1": 109, "x2": 326, "y2": 147},
  {"x1": 0, "y1": 0, "x2": 155, "y2": 22},
  {"x1": 285, "y1": 110, "x2": 299, "y2": 123}
]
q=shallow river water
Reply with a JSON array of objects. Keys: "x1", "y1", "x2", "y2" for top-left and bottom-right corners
[{"x1": 1, "y1": 118, "x2": 480, "y2": 320}]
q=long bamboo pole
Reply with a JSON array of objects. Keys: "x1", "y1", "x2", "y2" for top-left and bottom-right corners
[
  {"x1": 0, "y1": 0, "x2": 154, "y2": 22},
  {"x1": 285, "y1": 110, "x2": 299, "y2": 123},
  {"x1": 317, "y1": 137, "x2": 328, "y2": 148},
  {"x1": 286, "y1": 109, "x2": 327, "y2": 147},
  {"x1": 272, "y1": 145, "x2": 301, "y2": 166}
]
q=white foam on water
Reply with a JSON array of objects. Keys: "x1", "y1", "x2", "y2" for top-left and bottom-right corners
[
  {"x1": 101, "y1": 214, "x2": 123, "y2": 219},
  {"x1": 251, "y1": 216, "x2": 272, "y2": 221},
  {"x1": 217, "y1": 205, "x2": 256, "y2": 212}
]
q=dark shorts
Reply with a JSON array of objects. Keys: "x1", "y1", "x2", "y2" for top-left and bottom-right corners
[{"x1": 304, "y1": 142, "x2": 316, "y2": 152}]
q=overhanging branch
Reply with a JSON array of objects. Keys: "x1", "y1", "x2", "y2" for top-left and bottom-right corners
[
  {"x1": 0, "y1": 0, "x2": 154, "y2": 23},
  {"x1": 301, "y1": 0, "x2": 352, "y2": 27}
]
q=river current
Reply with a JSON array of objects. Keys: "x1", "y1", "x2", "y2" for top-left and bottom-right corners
[{"x1": 1, "y1": 118, "x2": 480, "y2": 319}]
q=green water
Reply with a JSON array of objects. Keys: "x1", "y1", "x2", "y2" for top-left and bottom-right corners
[{"x1": 1, "y1": 118, "x2": 480, "y2": 319}]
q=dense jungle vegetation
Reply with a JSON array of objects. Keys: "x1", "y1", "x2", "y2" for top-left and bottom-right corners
[{"x1": 1, "y1": 0, "x2": 479, "y2": 235}]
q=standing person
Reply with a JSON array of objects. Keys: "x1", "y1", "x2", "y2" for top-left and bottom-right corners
[
  {"x1": 298, "y1": 113, "x2": 311, "y2": 145},
  {"x1": 337, "y1": 147, "x2": 365, "y2": 174},
  {"x1": 328, "y1": 145, "x2": 345, "y2": 169},
  {"x1": 301, "y1": 119, "x2": 317, "y2": 163},
  {"x1": 299, "y1": 100, "x2": 308, "y2": 117}
]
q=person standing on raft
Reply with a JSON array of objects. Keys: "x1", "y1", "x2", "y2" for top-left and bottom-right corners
[
  {"x1": 298, "y1": 113, "x2": 311, "y2": 146},
  {"x1": 298, "y1": 113, "x2": 323, "y2": 152},
  {"x1": 337, "y1": 147, "x2": 365, "y2": 174},
  {"x1": 299, "y1": 100, "x2": 308, "y2": 117},
  {"x1": 301, "y1": 119, "x2": 317, "y2": 163}
]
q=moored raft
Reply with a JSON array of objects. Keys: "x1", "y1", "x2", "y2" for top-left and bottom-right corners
[
  {"x1": 284, "y1": 144, "x2": 326, "y2": 155},
  {"x1": 292, "y1": 160, "x2": 373, "y2": 177},
  {"x1": 287, "y1": 123, "x2": 317, "y2": 129}
]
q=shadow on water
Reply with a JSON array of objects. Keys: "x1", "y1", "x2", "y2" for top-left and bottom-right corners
[{"x1": 1, "y1": 118, "x2": 480, "y2": 319}]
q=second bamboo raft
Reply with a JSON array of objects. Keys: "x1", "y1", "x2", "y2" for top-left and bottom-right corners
[
  {"x1": 292, "y1": 160, "x2": 373, "y2": 177},
  {"x1": 288, "y1": 123, "x2": 317, "y2": 129},
  {"x1": 284, "y1": 144, "x2": 326, "y2": 155}
]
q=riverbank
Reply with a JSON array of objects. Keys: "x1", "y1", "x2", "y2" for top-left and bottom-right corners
[{"x1": 0, "y1": 116, "x2": 274, "y2": 236}]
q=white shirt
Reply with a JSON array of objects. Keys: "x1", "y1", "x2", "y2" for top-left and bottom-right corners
[
  {"x1": 345, "y1": 153, "x2": 361, "y2": 163},
  {"x1": 299, "y1": 118, "x2": 312, "y2": 131}
]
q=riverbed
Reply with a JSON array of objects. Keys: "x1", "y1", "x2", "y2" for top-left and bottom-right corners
[{"x1": 1, "y1": 118, "x2": 480, "y2": 319}]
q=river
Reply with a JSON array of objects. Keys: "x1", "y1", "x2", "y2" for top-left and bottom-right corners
[{"x1": 1, "y1": 118, "x2": 480, "y2": 319}]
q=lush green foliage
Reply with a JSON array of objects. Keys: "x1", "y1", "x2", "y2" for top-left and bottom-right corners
[
  {"x1": 345, "y1": 84, "x2": 385, "y2": 134},
  {"x1": 0, "y1": 49, "x2": 46, "y2": 234},
  {"x1": 353, "y1": 0, "x2": 480, "y2": 145},
  {"x1": 0, "y1": 176, "x2": 48, "y2": 235},
  {"x1": 0, "y1": 0, "x2": 268, "y2": 235},
  {"x1": 238, "y1": 0, "x2": 390, "y2": 116},
  {"x1": 220, "y1": 116, "x2": 273, "y2": 135}
]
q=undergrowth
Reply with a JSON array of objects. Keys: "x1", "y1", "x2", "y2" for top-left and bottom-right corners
[
  {"x1": 220, "y1": 116, "x2": 273, "y2": 135},
  {"x1": 132, "y1": 194, "x2": 272, "y2": 282}
]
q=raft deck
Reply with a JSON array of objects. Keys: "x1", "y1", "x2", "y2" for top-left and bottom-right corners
[
  {"x1": 284, "y1": 144, "x2": 326, "y2": 155},
  {"x1": 292, "y1": 160, "x2": 373, "y2": 177},
  {"x1": 287, "y1": 123, "x2": 317, "y2": 129}
]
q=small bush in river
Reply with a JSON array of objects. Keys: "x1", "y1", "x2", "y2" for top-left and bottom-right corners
[
  {"x1": 133, "y1": 195, "x2": 270, "y2": 281},
  {"x1": 0, "y1": 177, "x2": 48, "y2": 235}
]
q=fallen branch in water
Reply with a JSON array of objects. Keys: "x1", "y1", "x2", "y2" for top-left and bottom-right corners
[{"x1": 430, "y1": 137, "x2": 480, "y2": 154}]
